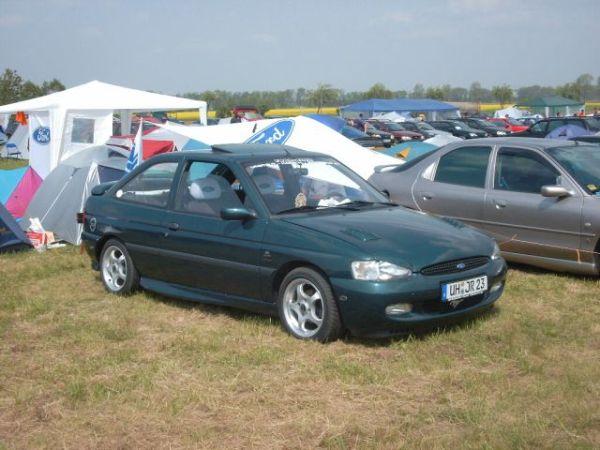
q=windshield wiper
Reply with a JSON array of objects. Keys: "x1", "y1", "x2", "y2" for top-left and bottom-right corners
[{"x1": 277, "y1": 205, "x2": 319, "y2": 215}]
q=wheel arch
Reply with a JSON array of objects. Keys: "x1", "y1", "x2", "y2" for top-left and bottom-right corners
[
  {"x1": 95, "y1": 234, "x2": 124, "y2": 260},
  {"x1": 270, "y1": 260, "x2": 331, "y2": 301}
]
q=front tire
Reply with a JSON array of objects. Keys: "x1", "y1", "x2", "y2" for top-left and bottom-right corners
[
  {"x1": 100, "y1": 239, "x2": 139, "y2": 295},
  {"x1": 277, "y1": 267, "x2": 342, "y2": 342}
]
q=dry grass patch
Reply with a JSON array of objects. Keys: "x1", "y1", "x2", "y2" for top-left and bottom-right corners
[{"x1": 0, "y1": 247, "x2": 599, "y2": 448}]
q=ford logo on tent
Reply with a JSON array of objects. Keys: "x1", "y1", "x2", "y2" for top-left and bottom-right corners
[
  {"x1": 32, "y1": 126, "x2": 51, "y2": 145},
  {"x1": 245, "y1": 119, "x2": 294, "y2": 145}
]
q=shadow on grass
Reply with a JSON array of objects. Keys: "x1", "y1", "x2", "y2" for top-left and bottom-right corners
[
  {"x1": 124, "y1": 275, "x2": 501, "y2": 347},
  {"x1": 345, "y1": 306, "x2": 500, "y2": 348}
]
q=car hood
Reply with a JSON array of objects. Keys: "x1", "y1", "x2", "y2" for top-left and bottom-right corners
[{"x1": 281, "y1": 207, "x2": 493, "y2": 271}]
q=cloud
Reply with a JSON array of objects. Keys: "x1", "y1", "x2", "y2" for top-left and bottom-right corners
[
  {"x1": 251, "y1": 33, "x2": 277, "y2": 44},
  {"x1": 369, "y1": 12, "x2": 413, "y2": 26},
  {"x1": 0, "y1": 13, "x2": 26, "y2": 27}
]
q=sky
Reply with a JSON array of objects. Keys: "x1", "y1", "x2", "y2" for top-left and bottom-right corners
[{"x1": 1, "y1": 0, "x2": 599, "y2": 94}]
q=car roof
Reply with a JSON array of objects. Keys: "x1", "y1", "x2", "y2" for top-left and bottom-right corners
[
  {"x1": 136, "y1": 144, "x2": 322, "y2": 165},
  {"x1": 445, "y1": 137, "x2": 581, "y2": 149}
]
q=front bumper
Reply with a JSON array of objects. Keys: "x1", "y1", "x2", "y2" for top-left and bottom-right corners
[{"x1": 331, "y1": 258, "x2": 507, "y2": 338}]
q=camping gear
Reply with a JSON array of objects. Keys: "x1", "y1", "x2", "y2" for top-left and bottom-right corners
[
  {"x1": 340, "y1": 99, "x2": 458, "y2": 121},
  {"x1": 515, "y1": 96, "x2": 584, "y2": 118},
  {"x1": 381, "y1": 141, "x2": 438, "y2": 160},
  {"x1": 423, "y1": 134, "x2": 461, "y2": 147},
  {"x1": 154, "y1": 117, "x2": 399, "y2": 179},
  {"x1": 546, "y1": 124, "x2": 592, "y2": 140},
  {"x1": 0, "y1": 202, "x2": 31, "y2": 253},
  {"x1": 22, "y1": 145, "x2": 128, "y2": 244},
  {"x1": 0, "y1": 166, "x2": 28, "y2": 204},
  {"x1": 4, "y1": 167, "x2": 42, "y2": 218},
  {"x1": 0, "y1": 124, "x2": 29, "y2": 159},
  {"x1": 0, "y1": 81, "x2": 207, "y2": 178},
  {"x1": 494, "y1": 107, "x2": 528, "y2": 119}
]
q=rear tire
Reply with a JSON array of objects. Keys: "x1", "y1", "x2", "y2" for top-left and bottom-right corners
[
  {"x1": 99, "y1": 239, "x2": 139, "y2": 295},
  {"x1": 277, "y1": 267, "x2": 342, "y2": 342}
]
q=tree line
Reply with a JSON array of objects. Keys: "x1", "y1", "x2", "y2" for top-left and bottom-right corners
[{"x1": 1, "y1": 68, "x2": 598, "y2": 116}]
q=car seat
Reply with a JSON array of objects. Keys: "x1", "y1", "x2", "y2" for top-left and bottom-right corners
[{"x1": 252, "y1": 173, "x2": 291, "y2": 212}]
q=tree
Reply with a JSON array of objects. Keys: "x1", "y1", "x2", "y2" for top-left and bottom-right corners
[
  {"x1": 40, "y1": 78, "x2": 65, "y2": 95},
  {"x1": 425, "y1": 86, "x2": 445, "y2": 100},
  {"x1": 363, "y1": 82, "x2": 393, "y2": 99},
  {"x1": 0, "y1": 68, "x2": 23, "y2": 104},
  {"x1": 491, "y1": 85, "x2": 514, "y2": 107},
  {"x1": 306, "y1": 84, "x2": 340, "y2": 111},
  {"x1": 20, "y1": 81, "x2": 42, "y2": 100},
  {"x1": 410, "y1": 83, "x2": 425, "y2": 98},
  {"x1": 574, "y1": 73, "x2": 594, "y2": 102}
]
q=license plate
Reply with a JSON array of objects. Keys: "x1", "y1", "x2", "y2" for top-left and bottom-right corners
[{"x1": 442, "y1": 275, "x2": 488, "y2": 302}]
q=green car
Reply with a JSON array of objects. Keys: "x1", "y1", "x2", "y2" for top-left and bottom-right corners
[{"x1": 81, "y1": 144, "x2": 507, "y2": 341}]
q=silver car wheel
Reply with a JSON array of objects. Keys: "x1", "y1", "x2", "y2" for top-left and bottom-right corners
[
  {"x1": 102, "y1": 245, "x2": 128, "y2": 292},
  {"x1": 282, "y1": 278, "x2": 324, "y2": 338}
]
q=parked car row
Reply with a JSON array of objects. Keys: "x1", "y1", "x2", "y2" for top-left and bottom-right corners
[
  {"x1": 80, "y1": 131, "x2": 599, "y2": 342},
  {"x1": 370, "y1": 138, "x2": 600, "y2": 276}
]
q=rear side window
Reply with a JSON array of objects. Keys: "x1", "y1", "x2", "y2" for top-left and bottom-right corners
[
  {"x1": 530, "y1": 121, "x2": 548, "y2": 134},
  {"x1": 434, "y1": 146, "x2": 491, "y2": 188},
  {"x1": 116, "y1": 162, "x2": 179, "y2": 207},
  {"x1": 494, "y1": 148, "x2": 560, "y2": 194}
]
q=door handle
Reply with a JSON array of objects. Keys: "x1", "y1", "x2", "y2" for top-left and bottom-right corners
[
  {"x1": 421, "y1": 192, "x2": 434, "y2": 200},
  {"x1": 167, "y1": 222, "x2": 180, "y2": 231},
  {"x1": 494, "y1": 199, "x2": 507, "y2": 208}
]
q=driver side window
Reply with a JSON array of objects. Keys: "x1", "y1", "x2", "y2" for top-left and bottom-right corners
[
  {"x1": 494, "y1": 148, "x2": 560, "y2": 194},
  {"x1": 174, "y1": 161, "x2": 246, "y2": 217}
]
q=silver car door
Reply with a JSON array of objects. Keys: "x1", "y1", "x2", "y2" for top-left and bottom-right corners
[
  {"x1": 483, "y1": 146, "x2": 583, "y2": 262},
  {"x1": 412, "y1": 145, "x2": 492, "y2": 229}
]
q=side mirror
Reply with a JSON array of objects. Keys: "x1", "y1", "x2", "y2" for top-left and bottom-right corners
[
  {"x1": 541, "y1": 185, "x2": 571, "y2": 198},
  {"x1": 220, "y1": 207, "x2": 257, "y2": 221}
]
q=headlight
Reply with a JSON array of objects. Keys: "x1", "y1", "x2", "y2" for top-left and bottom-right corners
[
  {"x1": 491, "y1": 242, "x2": 501, "y2": 260},
  {"x1": 497, "y1": 130, "x2": 506, "y2": 135},
  {"x1": 351, "y1": 261, "x2": 412, "y2": 281},
  {"x1": 469, "y1": 132, "x2": 477, "y2": 137}
]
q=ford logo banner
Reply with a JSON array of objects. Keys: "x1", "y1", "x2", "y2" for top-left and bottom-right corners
[
  {"x1": 32, "y1": 126, "x2": 51, "y2": 145},
  {"x1": 245, "y1": 119, "x2": 294, "y2": 145}
]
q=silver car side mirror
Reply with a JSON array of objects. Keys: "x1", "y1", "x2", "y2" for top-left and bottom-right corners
[{"x1": 541, "y1": 185, "x2": 571, "y2": 198}]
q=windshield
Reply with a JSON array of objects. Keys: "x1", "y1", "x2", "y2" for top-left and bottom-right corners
[
  {"x1": 585, "y1": 117, "x2": 600, "y2": 131},
  {"x1": 416, "y1": 122, "x2": 435, "y2": 131},
  {"x1": 480, "y1": 120, "x2": 501, "y2": 128},
  {"x1": 546, "y1": 145, "x2": 600, "y2": 195},
  {"x1": 384, "y1": 122, "x2": 405, "y2": 131},
  {"x1": 245, "y1": 156, "x2": 389, "y2": 214},
  {"x1": 341, "y1": 125, "x2": 367, "y2": 139}
]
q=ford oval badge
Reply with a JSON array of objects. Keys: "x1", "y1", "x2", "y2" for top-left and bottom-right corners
[
  {"x1": 245, "y1": 119, "x2": 294, "y2": 145},
  {"x1": 32, "y1": 126, "x2": 51, "y2": 145}
]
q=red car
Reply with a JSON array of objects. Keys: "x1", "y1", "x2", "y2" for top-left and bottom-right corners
[
  {"x1": 489, "y1": 118, "x2": 528, "y2": 133},
  {"x1": 232, "y1": 106, "x2": 263, "y2": 121},
  {"x1": 367, "y1": 119, "x2": 424, "y2": 141}
]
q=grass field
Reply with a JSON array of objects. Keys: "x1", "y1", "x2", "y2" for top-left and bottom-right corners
[
  {"x1": 0, "y1": 158, "x2": 28, "y2": 170},
  {"x1": 0, "y1": 247, "x2": 598, "y2": 449}
]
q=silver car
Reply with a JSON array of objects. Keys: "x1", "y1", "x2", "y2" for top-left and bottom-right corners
[{"x1": 369, "y1": 138, "x2": 600, "y2": 275}]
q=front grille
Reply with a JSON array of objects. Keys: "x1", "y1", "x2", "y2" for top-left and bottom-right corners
[
  {"x1": 417, "y1": 294, "x2": 485, "y2": 314},
  {"x1": 420, "y1": 256, "x2": 489, "y2": 276}
]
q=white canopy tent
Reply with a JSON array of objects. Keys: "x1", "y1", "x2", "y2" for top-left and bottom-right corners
[{"x1": 0, "y1": 81, "x2": 207, "y2": 178}]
